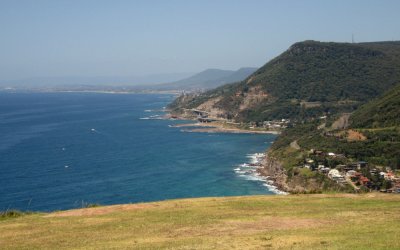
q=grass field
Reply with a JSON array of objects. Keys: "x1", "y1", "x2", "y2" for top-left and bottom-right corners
[{"x1": 1, "y1": 194, "x2": 399, "y2": 249}]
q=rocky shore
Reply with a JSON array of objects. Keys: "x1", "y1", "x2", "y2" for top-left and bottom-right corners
[
  {"x1": 258, "y1": 153, "x2": 340, "y2": 194},
  {"x1": 257, "y1": 154, "x2": 291, "y2": 193}
]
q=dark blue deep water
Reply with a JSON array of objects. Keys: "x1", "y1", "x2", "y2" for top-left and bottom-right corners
[{"x1": 0, "y1": 92, "x2": 276, "y2": 211}]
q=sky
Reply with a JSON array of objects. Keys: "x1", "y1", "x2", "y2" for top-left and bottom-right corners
[{"x1": 1, "y1": 0, "x2": 400, "y2": 81}]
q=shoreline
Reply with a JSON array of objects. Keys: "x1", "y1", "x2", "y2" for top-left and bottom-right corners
[
  {"x1": 235, "y1": 152, "x2": 288, "y2": 195},
  {"x1": 0, "y1": 89, "x2": 182, "y2": 95},
  {"x1": 164, "y1": 113, "x2": 287, "y2": 194},
  {"x1": 169, "y1": 121, "x2": 281, "y2": 135}
]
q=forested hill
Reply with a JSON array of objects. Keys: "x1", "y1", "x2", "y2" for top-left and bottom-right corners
[
  {"x1": 169, "y1": 40, "x2": 400, "y2": 122},
  {"x1": 350, "y1": 83, "x2": 400, "y2": 128}
]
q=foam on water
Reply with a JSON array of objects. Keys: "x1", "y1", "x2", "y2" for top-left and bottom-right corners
[
  {"x1": 139, "y1": 115, "x2": 163, "y2": 120},
  {"x1": 234, "y1": 152, "x2": 287, "y2": 195}
]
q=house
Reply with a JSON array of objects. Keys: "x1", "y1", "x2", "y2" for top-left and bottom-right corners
[
  {"x1": 347, "y1": 163, "x2": 359, "y2": 170},
  {"x1": 328, "y1": 169, "x2": 343, "y2": 179},
  {"x1": 346, "y1": 170, "x2": 357, "y2": 177},
  {"x1": 359, "y1": 176, "x2": 370, "y2": 186},
  {"x1": 385, "y1": 171, "x2": 396, "y2": 181},
  {"x1": 370, "y1": 168, "x2": 378, "y2": 175},
  {"x1": 328, "y1": 169, "x2": 346, "y2": 183},
  {"x1": 335, "y1": 154, "x2": 346, "y2": 158},
  {"x1": 357, "y1": 161, "x2": 368, "y2": 169}
]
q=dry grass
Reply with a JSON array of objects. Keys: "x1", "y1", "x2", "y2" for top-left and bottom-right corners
[{"x1": 1, "y1": 194, "x2": 400, "y2": 249}]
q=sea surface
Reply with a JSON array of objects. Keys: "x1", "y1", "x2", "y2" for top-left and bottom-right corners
[{"x1": 0, "y1": 92, "x2": 277, "y2": 211}]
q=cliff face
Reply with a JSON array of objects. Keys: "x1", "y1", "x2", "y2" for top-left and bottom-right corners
[
  {"x1": 258, "y1": 155, "x2": 290, "y2": 192},
  {"x1": 260, "y1": 153, "x2": 346, "y2": 193},
  {"x1": 169, "y1": 40, "x2": 400, "y2": 193}
]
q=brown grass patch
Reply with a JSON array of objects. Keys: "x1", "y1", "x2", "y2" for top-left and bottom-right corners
[
  {"x1": 170, "y1": 217, "x2": 326, "y2": 238},
  {"x1": 45, "y1": 203, "x2": 156, "y2": 217},
  {"x1": 224, "y1": 217, "x2": 325, "y2": 231}
]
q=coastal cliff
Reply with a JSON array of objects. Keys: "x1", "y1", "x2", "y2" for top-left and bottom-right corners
[
  {"x1": 259, "y1": 153, "x2": 344, "y2": 193},
  {"x1": 258, "y1": 155, "x2": 290, "y2": 192},
  {"x1": 169, "y1": 41, "x2": 400, "y2": 123},
  {"x1": 169, "y1": 40, "x2": 400, "y2": 194}
]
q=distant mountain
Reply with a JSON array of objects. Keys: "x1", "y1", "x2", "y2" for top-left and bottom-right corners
[
  {"x1": 0, "y1": 68, "x2": 258, "y2": 92},
  {"x1": 170, "y1": 40, "x2": 400, "y2": 122},
  {"x1": 152, "y1": 67, "x2": 257, "y2": 91}
]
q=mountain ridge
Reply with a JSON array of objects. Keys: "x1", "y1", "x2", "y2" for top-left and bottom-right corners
[
  {"x1": 170, "y1": 40, "x2": 400, "y2": 122},
  {"x1": 153, "y1": 67, "x2": 257, "y2": 91}
]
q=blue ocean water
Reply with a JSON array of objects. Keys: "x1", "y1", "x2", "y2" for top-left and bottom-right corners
[{"x1": 0, "y1": 92, "x2": 276, "y2": 211}]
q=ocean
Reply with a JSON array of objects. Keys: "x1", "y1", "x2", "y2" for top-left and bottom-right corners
[{"x1": 0, "y1": 92, "x2": 277, "y2": 211}]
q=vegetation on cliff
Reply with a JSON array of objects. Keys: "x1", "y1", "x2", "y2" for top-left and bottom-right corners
[
  {"x1": 270, "y1": 83, "x2": 400, "y2": 169},
  {"x1": 169, "y1": 40, "x2": 400, "y2": 193},
  {"x1": 350, "y1": 83, "x2": 400, "y2": 128},
  {"x1": 170, "y1": 41, "x2": 400, "y2": 122}
]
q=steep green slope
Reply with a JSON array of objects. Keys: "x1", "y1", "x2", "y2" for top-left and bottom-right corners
[
  {"x1": 170, "y1": 41, "x2": 400, "y2": 122},
  {"x1": 269, "y1": 83, "x2": 400, "y2": 172},
  {"x1": 350, "y1": 83, "x2": 400, "y2": 128}
]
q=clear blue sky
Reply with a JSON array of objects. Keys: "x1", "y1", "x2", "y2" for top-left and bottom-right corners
[{"x1": 1, "y1": 0, "x2": 400, "y2": 80}]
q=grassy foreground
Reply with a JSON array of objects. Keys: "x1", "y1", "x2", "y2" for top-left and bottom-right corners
[{"x1": 1, "y1": 194, "x2": 400, "y2": 249}]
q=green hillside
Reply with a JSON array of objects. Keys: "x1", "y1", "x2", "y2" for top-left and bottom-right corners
[
  {"x1": 170, "y1": 41, "x2": 400, "y2": 122},
  {"x1": 1, "y1": 194, "x2": 399, "y2": 249},
  {"x1": 268, "y1": 83, "x2": 400, "y2": 187},
  {"x1": 350, "y1": 83, "x2": 400, "y2": 128}
]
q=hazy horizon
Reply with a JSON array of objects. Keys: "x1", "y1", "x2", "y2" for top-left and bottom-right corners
[{"x1": 1, "y1": 0, "x2": 400, "y2": 83}]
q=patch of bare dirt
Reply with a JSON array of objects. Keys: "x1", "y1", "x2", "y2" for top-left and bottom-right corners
[
  {"x1": 346, "y1": 129, "x2": 367, "y2": 141},
  {"x1": 239, "y1": 85, "x2": 269, "y2": 111},
  {"x1": 45, "y1": 204, "x2": 156, "y2": 217},
  {"x1": 300, "y1": 101, "x2": 322, "y2": 108},
  {"x1": 196, "y1": 97, "x2": 225, "y2": 118},
  {"x1": 290, "y1": 140, "x2": 300, "y2": 150},
  {"x1": 246, "y1": 76, "x2": 255, "y2": 84},
  {"x1": 331, "y1": 113, "x2": 351, "y2": 130}
]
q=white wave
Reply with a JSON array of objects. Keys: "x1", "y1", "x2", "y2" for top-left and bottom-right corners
[
  {"x1": 139, "y1": 115, "x2": 164, "y2": 120},
  {"x1": 263, "y1": 183, "x2": 288, "y2": 195},
  {"x1": 238, "y1": 175, "x2": 265, "y2": 181},
  {"x1": 235, "y1": 152, "x2": 287, "y2": 195}
]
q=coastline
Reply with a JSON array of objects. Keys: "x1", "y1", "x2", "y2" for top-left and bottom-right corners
[
  {"x1": 164, "y1": 113, "x2": 288, "y2": 194},
  {"x1": 235, "y1": 152, "x2": 288, "y2": 195},
  {"x1": 169, "y1": 121, "x2": 280, "y2": 135}
]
